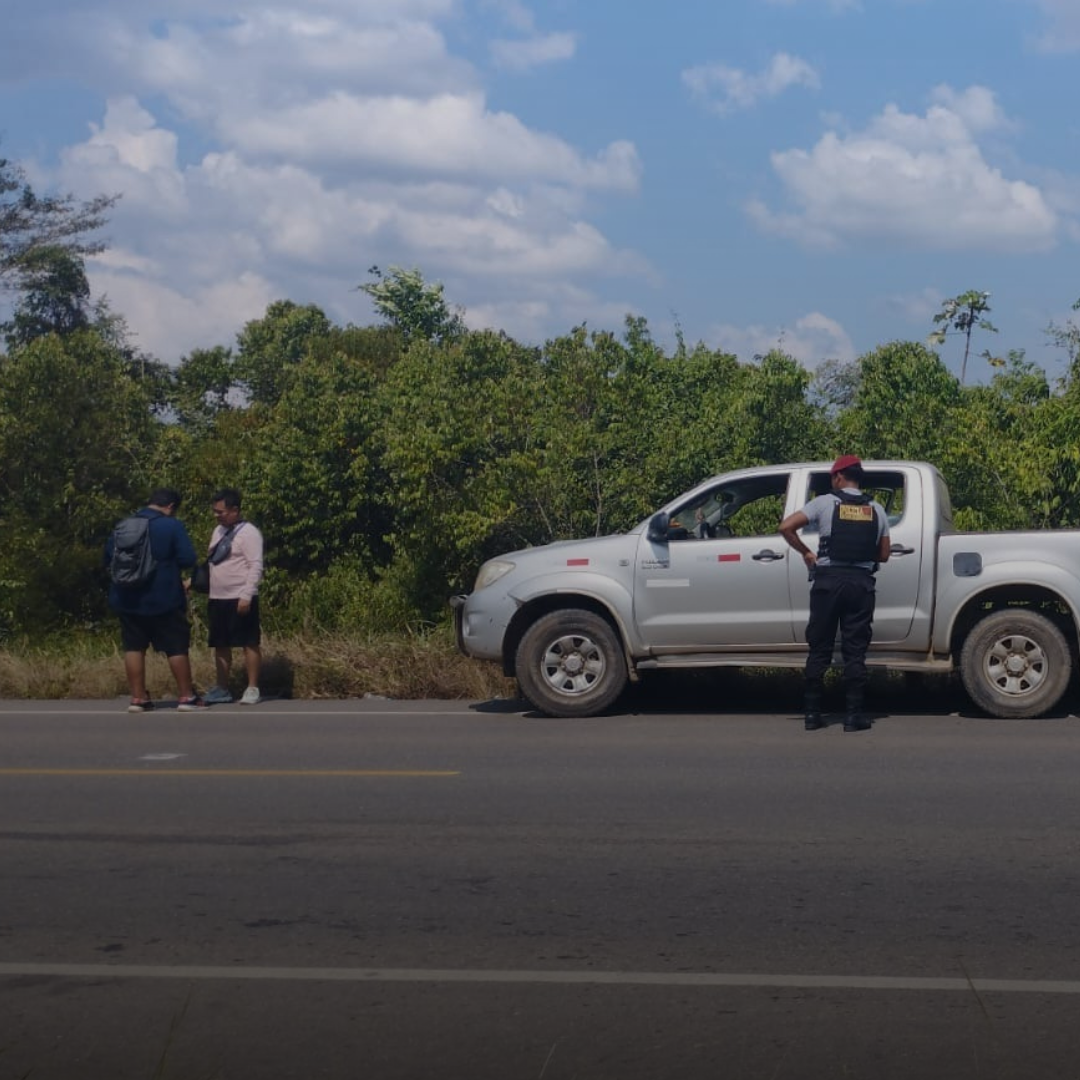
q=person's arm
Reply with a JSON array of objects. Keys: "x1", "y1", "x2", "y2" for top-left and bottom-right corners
[
  {"x1": 779, "y1": 509, "x2": 816, "y2": 570},
  {"x1": 876, "y1": 506, "x2": 891, "y2": 564},
  {"x1": 236, "y1": 527, "x2": 264, "y2": 610},
  {"x1": 174, "y1": 522, "x2": 197, "y2": 569}
]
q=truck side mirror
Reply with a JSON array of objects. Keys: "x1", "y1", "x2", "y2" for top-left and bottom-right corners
[{"x1": 647, "y1": 512, "x2": 670, "y2": 544}]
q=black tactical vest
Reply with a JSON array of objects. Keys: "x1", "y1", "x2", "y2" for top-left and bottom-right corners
[{"x1": 821, "y1": 491, "x2": 878, "y2": 565}]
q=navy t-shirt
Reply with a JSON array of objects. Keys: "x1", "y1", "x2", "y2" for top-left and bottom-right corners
[{"x1": 105, "y1": 508, "x2": 197, "y2": 615}]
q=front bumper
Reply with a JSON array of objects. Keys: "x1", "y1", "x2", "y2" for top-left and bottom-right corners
[{"x1": 447, "y1": 592, "x2": 507, "y2": 663}]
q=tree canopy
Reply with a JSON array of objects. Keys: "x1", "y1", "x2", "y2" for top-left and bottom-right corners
[
  {"x1": 0, "y1": 153, "x2": 118, "y2": 291},
  {"x1": 2, "y1": 150, "x2": 1080, "y2": 641}
]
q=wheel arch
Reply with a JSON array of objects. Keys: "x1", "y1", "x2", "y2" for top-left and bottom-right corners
[
  {"x1": 501, "y1": 592, "x2": 632, "y2": 679},
  {"x1": 948, "y1": 585, "x2": 1080, "y2": 660}
]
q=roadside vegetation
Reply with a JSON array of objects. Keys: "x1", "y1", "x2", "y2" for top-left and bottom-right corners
[{"x1": 3, "y1": 153, "x2": 1080, "y2": 700}]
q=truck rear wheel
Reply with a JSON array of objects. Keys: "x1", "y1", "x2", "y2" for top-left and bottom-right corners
[
  {"x1": 959, "y1": 610, "x2": 1072, "y2": 718},
  {"x1": 515, "y1": 609, "x2": 628, "y2": 718}
]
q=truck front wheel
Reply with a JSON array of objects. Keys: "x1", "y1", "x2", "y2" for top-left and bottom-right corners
[
  {"x1": 959, "y1": 610, "x2": 1072, "y2": 718},
  {"x1": 515, "y1": 609, "x2": 629, "y2": 718}
]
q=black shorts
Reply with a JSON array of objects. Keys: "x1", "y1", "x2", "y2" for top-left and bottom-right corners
[
  {"x1": 208, "y1": 597, "x2": 262, "y2": 648},
  {"x1": 118, "y1": 609, "x2": 192, "y2": 656}
]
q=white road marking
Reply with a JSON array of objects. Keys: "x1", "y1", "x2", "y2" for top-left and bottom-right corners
[{"x1": 2, "y1": 962, "x2": 1079, "y2": 994}]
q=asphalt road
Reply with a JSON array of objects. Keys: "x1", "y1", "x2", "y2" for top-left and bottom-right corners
[{"x1": 3, "y1": 685, "x2": 1080, "y2": 1080}]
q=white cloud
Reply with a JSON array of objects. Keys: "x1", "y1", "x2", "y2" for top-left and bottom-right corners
[
  {"x1": 59, "y1": 98, "x2": 187, "y2": 217},
  {"x1": 466, "y1": 284, "x2": 638, "y2": 345},
  {"x1": 222, "y1": 91, "x2": 640, "y2": 189},
  {"x1": 5, "y1": 0, "x2": 653, "y2": 363},
  {"x1": 109, "y1": 11, "x2": 477, "y2": 121},
  {"x1": 46, "y1": 89, "x2": 647, "y2": 361},
  {"x1": 482, "y1": 0, "x2": 537, "y2": 33},
  {"x1": 490, "y1": 32, "x2": 577, "y2": 70},
  {"x1": 708, "y1": 312, "x2": 855, "y2": 369},
  {"x1": 683, "y1": 52, "x2": 820, "y2": 115},
  {"x1": 89, "y1": 266, "x2": 277, "y2": 358},
  {"x1": 747, "y1": 84, "x2": 1059, "y2": 252},
  {"x1": 884, "y1": 286, "x2": 946, "y2": 325},
  {"x1": 1029, "y1": 0, "x2": 1080, "y2": 52}
]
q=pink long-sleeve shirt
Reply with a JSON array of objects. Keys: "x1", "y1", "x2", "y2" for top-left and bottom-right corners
[{"x1": 208, "y1": 521, "x2": 264, "y2": 601}]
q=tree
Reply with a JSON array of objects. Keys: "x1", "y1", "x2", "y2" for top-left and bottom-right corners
[
  {"x1": 376, "y1": 329, "x2": 542, "y2": 614},
  {"x1": 1, "y1": 246, "x2": 91, "y2": 349},
  {"x1": 358, "y1": 266, "x2": 464, "y2": 346},
  {"x1": 170, "y1": 345, "x2": 236, "y2": 429},
  {"x1": 0, "y1": 330, "x2": 159, "y2": 634},
  {"x1": 233, "y1": 300, "x2": 332, "y2": 406},
  {"x1": 244, "y1": 347, "x2": 384, "y2": 576},
  {"x1": 928, "y1": 289, "x2": 999, "y2": 384},
  {"x1": 1046, "y1": 297, "x2": 1080, "y2": 378},
  {"x1": 1, "y1": 152, "x2": 118, "y2": 289},
  {"x1": 809, "y1": 357, "x2": 861, "y2": 417},
  {"x1": 727, "y1": 350, "x2": 826, "y2": 466},
  {"x1": 839, "y1": 341, "x2": 961, "y2": 462}
]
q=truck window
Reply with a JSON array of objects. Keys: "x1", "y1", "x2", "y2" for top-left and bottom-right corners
[
  {"x1": 803, "y1": 470, "x2": 908, "y2": 530},
  {"x1": 668, "y1": 474, "x2": 790, "y2": 540}
]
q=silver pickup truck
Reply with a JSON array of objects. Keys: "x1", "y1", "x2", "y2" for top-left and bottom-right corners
[{"x1": 451, "y1": 460, "x2": 1080, "y2": 719}]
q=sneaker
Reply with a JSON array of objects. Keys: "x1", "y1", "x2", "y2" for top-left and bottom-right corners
[
  {"x1": 127, "y1": 699, "x2": 154, "y2": 714},
  {"x1": 203, "y1": 685, "x2": 233, "y2": 705},
  {"x1": 240, "y1": 686, "x2": 261, "y2": 706},
  {"x1": 177, "y1": 695, "x2": 207, "y2": 711}
]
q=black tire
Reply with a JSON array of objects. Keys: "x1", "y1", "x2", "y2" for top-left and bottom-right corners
[
  {"x1": 959, "y1": 610, "x2": 1072, "y2": 718},
  {"x1": 515, "y1": 609, "x2": 629, "y2": 718}
]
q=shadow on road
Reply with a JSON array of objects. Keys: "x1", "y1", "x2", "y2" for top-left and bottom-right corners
[{"x1": 465, "y1": 668, "x2": 1065, "y2": 721}]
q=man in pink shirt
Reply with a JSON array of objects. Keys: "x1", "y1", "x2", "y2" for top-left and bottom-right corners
[{"x1": 203, "y1": 488, "x2": 265, "y2": 705}]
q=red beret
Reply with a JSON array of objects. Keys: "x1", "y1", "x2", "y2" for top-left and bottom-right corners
[{"x1": 830, "y1": 454, "x2": 862, "y2": 474}]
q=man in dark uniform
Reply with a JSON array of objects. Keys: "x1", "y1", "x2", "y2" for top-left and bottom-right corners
[{"x1": 779, "y1": 456, "x2": 891, "y2": 732}]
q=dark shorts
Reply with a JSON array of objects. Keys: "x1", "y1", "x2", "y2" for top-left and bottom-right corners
[
  {"x1": 118, "y1": 609, "x2": 192, "y2": 656},
  {"x1": 208, "y1": 597, "x2": 262, "y2": 648}
]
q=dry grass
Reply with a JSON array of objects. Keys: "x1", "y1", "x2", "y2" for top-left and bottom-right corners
[{"x1": 0, "y1": 629, "x2": 517, "y2": 703}]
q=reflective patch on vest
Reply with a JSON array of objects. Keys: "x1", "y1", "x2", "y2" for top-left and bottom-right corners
[{"x1": 837, "y1": 504, "x2": 874, "y2": 523}]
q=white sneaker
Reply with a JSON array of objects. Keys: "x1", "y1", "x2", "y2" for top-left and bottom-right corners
[{"x1": 240, "y1": 686, "x2": 261, "y2": 705}]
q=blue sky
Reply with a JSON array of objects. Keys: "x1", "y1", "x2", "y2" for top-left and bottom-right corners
[{"x1": 2, "y1": 0, "x2": 1079, "y2": 381}]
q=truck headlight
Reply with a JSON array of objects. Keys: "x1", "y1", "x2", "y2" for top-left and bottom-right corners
[{"x1": 475, "y1": 559, "x2": 515, "y2": 591}]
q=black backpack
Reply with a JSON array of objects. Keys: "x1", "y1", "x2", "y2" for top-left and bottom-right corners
[{"x1": 110, "y1": 515, "x2": 158, "y2": 588}]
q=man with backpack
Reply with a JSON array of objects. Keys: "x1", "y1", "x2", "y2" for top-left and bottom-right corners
[
  {"x1": 105, "y1": 488, "x2": 205, "y2": 713},
  {"x1": 779, "y1": 456, "x2": 891, "y2": 733}
]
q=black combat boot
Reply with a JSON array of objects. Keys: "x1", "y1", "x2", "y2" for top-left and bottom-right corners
[
  {"x1": 843, "y1": 685, "x2": 871, "y2": 733},
  {"x1": 804, "y1": 682, "x2": 824, "y2": 731}
]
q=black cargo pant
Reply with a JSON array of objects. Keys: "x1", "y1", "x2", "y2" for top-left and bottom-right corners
[{"x1": 804, "y1": 566, "x2": 876, "y2": 688}]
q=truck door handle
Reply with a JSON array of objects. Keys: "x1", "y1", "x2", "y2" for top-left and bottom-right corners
[
  {"x1": 890, "y1": 544, "x2": 915, "y2": 556},
  {"x1": 752, "y1": 549, "x2": 786, "y2": 562}
]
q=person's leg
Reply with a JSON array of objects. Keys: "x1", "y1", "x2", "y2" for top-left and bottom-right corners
[
  {"x1": 803, "y1": 577, "x2": 841, "y2": 730},
  {"x1": 168, "y1": 653, "x2": 196, "y2": 699},
  {"x1": 206, "y1": 599, "x2": 235, "y2": 700},
  {"x1": 243, "y1": 645, "x2": 261, "y2": 689},
  {"x1": 124, "y1": 650, "x2": 148, "y2": 701},
  {"x1": 214, "y1": 647, "x2": 233, "y2": 689},
  {"x1": 153, "y1": 610, "x2": 198, "y2": 703},
  {"x1": 237, "y1": 598, "x2": 262, "y2": 702},
  {"x1": 838, "y1": 575, "x2": 875, "y2": 731},
  {"x1": 119, "y1": 614, "x2": 152, "y2": 704}
]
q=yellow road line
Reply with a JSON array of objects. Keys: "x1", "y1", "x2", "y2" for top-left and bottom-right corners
[{"x1": 0, "y1": 768, "x2": 459, "y2": 777}]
